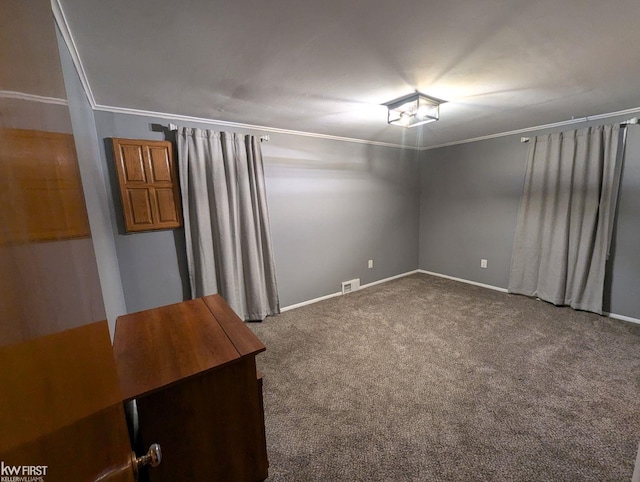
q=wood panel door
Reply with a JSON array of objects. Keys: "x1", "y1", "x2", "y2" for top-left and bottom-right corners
[
  {"x1": 112, "y1": 138, "x2": 182, "y2": 232},
  {"x1": 0, "y1": 322, "x2": 137, "y2": 482},
  {"x1": 0, "y1": 128, "x2": 140, "y2": 480},
  {"x1": 0, "y1": 2, "x2": 140, "y2": 479}
]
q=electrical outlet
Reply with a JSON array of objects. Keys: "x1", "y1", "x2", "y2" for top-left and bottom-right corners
[
  {"x1": 368, "y1": 259, "x2": 374, "y2": 269},
  {"x1": 481, "y1": 259, "x2": 488, "y2": 269}
]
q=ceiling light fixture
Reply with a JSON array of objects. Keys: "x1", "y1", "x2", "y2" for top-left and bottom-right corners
[{"x1": 386, "y1": 92, "x2": 444, "y2": 128}]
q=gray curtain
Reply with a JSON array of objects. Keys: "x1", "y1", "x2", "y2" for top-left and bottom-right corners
[
  {"x1": 176, "y1": 128, "x2": 279, "y2": 320},
  {"x1": 508, "y1": 124, "x2": 624, "y2": 314}
]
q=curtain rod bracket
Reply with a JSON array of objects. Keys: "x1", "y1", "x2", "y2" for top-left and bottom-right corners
[
  {"x1": 260, "y1": 135, "x2": 270, "y2": 142},
  {"x1": 520, "y1": 137, "x2": 530, "y2": 143}
]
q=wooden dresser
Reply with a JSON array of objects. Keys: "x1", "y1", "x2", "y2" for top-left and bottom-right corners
[{"x1": 113, "y1": 294, "x2": 268, "y2": 481}]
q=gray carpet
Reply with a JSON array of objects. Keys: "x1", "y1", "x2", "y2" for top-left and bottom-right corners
[{"x1": 249, "y1": 273, "x2": 640, "y2": 481}]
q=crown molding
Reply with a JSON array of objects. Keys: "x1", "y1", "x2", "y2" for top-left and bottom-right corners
[
  {"x1": 90, "y1": 103, "x2": 640, "y2": 152},
  {"x1": 51, "y1": 0, "x2": 640, "y2": 152},
  {"x1": 51, "y1": 0, "x2": 97, "y2": 109},
  {"x1": 92, "y1": 103, "x2": 423, "y2": 150},
  {"x1": 421, "y1": 106, "x2": 640, "y2": 150}
]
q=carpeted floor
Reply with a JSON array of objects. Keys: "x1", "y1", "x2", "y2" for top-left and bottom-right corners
[{"x1": 249, "y1": 273, "x2": 640, "y2": 481}]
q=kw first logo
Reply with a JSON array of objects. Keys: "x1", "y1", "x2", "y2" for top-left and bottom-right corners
[{"x1": 1, "y1": 461, "x2": 48, "y2": 481}]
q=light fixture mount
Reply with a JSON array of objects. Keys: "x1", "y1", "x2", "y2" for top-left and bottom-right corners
[{"x1": 386, "y1": 92, "x2": 445, "y2": 128}]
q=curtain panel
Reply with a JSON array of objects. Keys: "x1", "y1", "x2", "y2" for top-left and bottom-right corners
[
  {"x1": 508, "y1": 124, "x2": 624, "y2": 314},
  {"x1": 177, "y1": 128, "x2": 279, "y2": 321}
]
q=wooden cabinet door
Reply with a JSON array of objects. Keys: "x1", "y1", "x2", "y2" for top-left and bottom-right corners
[
  {"x1": 112, "y1": 138, "x2": 182, "y2": 232},
  {"x1": 0, "y1": 130, "x2": 139, "y2": 480},
  {"x1": 0, "y1": 1, "x2": 141, "y2": 480},
  {"x1": 0, "y1": 322, "x2": 137, "y2": 482}
]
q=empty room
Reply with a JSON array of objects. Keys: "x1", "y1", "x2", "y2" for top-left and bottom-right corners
[{"x1": 1, "y1": 0, "x2": 640, "y2": 481}]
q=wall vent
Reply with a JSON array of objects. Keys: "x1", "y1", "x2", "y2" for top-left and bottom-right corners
[{"x1": 341, "y1": 278, "x2": 360, "y2": 295}]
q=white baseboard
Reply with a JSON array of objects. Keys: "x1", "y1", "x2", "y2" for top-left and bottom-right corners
[
  {"x1": 360, "y1": 270, "x2": 421, "y2": 290},
  {"x1": 604, "y1": 312, "x2": 640, "y2": 325},
  {"x1": 417, "y1": 269, "x2": 509, "y2": 293},
  {"x1": 280, "y1": 270, "x2": 420, "y2": 312},
  {"x1": 281, "y1": 269, "x2": 640, "y2": 325},
  {"x1": 280, "y1": 291, "x2": 342, "y2": 312}
]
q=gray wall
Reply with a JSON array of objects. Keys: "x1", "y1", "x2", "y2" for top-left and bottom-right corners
[
  {"x1": 58, "y1": 28, "x2": 127, "y2": 336},
  {"x1": 419, "y1": 122, "x2": 640, "y2": 320},
  {"x1": 92, "y1": 113, "x2": 189, "y2": 313},
  {"x1": 264, "y1": 136, "x2": 420, "y2": 306},
  {"x1": 419, "y1": 136, "x2": 527, "y2": 288},
  {"x1": 92, "y1": 111, "x2": 420, "y2": 312},
  {"x1": 607, "y1": 127, "x2": 640, "y2": 319}
]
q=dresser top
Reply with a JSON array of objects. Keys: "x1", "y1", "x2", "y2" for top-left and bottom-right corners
[{"x1": 113, "y1": 294, "x2": 265, "y2": 401}]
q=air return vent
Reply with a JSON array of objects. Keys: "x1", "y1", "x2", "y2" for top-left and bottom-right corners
[{"x1": 341, "y1": 278, "x2": 360, "y2": 295}]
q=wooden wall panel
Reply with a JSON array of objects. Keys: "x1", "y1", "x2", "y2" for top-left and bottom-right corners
[
  {"x1": 149, "y1": 146, "x2": 171, "y2": 181},
  {"x1": 156, "y1": 188, "x2": 179, "y2": 223},
  {"x1": 121, "y1": 145, "x2": 147, "y2": 183},
  {"x1": 128, "y1": 189, "x2": 154, "y2": 225}
]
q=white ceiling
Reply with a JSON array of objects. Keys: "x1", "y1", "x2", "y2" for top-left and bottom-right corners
[{"x1": 57, "y1": 0, "x2": 640, "y2": 148}]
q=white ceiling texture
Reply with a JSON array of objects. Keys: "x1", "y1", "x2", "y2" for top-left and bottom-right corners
[{"x1": 56, "y1": 0, "x2": 640, "y2": 149}]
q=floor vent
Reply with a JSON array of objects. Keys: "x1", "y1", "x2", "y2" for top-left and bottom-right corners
[{"x1": 341, "y1": 278, "x2": 360, "y2": 295}]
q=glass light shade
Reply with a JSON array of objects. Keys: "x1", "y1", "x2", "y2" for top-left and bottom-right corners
[{"x1": 387, "y1": 93, "x2": 441, "y2": 128}]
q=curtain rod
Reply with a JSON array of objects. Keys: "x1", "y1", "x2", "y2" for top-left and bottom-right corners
[
  {"x1": 520, "y1": 117, "x2": 639, "y2": 143},
  {"x1": 164, "y1": 123, "x2": 270, "y2": 141}
]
